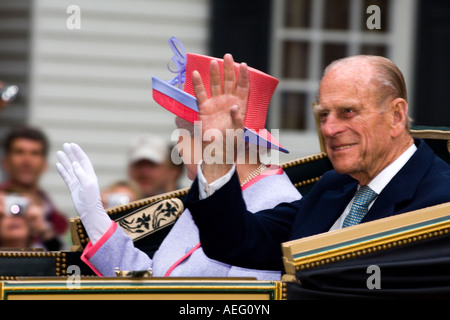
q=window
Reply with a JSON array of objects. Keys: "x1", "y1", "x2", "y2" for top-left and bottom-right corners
[{"x1": 269, "y1": 0, "x2": 393, "y2": 131}]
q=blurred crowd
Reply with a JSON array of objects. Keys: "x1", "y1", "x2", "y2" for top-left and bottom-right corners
[
  {"x1": 100, "y1": 134, "x2": 184, "y2": 210},
  {"x1": 0, "y1": 82, "x2": 185, "y2": 250}
]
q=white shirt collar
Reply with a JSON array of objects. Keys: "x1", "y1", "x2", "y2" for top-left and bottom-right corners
[{"x1": 367, "y1": 142, "x2": 417, "y2": 195}]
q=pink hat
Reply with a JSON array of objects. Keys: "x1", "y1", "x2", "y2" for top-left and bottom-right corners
[{"x1": 152, "y1": 37, "x2": 288, "y2": 153}]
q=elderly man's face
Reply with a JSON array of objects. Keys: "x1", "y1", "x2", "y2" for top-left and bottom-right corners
[{"x1": 316, "y1": 68, "x2": 398, "y2": 184}]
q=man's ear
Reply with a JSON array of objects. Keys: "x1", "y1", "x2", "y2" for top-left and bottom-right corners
[{"x1": 390, "y1": 98, "x2": 409, "y2": 137}]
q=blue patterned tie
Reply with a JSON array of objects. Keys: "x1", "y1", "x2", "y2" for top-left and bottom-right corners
[{"x1": 342, "y1": 186, "x2": 378, "y2": 228}]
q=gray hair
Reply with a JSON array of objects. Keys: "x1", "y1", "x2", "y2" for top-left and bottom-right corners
[{"x1": 323, "y1": 55, "x2": 412, "y2": 130}]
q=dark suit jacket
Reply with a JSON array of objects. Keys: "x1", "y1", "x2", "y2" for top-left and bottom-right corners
[{"x1": 186, "y1": 139, "x2": 450, "y2": 271}]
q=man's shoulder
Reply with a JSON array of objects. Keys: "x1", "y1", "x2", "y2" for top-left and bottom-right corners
[
  {"x1": 420, "y1": 153, "x2": 450, "y2": 194},
  {"x1": 390, "y1": 140, "x2": 450, "y2": 211},
  {"x1": 413, "y1": 139, "x2": 450, "y2": 190},
  {"x1": 317, "y1": 169, "x2": 355, "y2": 188},
  {"x1": 299, "y1": 169, "x2": 356, "y2": 204}
]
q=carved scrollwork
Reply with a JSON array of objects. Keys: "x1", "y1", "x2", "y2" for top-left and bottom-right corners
[{"x1": 115, "y1": 199, "x2": 183, "y2": 241}]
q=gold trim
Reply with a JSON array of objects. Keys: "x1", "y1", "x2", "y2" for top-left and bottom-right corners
[
  {"x1": 275, "y1": 281, "x2": 284, "y2": 300},
  {"x1": 0, "y1": 279, "x2": 282, "y2": 300},
  {"x1": 294, "y1": 225, "x2": 450, "y2": 273},
  {"x1": 281, "y1": 152, "x2": 329, "y2": 190},
  {"x1": 69, "y1": 218, "x2": 83, "y2": 251},
  {"x1": 282, "y1": 202, "x2": 450, "y2": 275},
  {"x1": 0, "y1": 251, "x2": 66, "y2": 278},
  {"x1": 0, "y1": 251, "x2": 64, "y2": 259},
  {"x1": 410, "y1": 128, "x2": 450, "y2": 156},
  {"x1": 410, "y1": 129, "x2": 450, "y2": 140},
  {"x1": 106, "y1": 188, "x2": 190, "y2": 216},
  {"x1": 281, "y1": 274, "x2": 299, "y2": 286},
  {"x1": 280, "y1": 152, "x2": 328, "y2": 169},
  {"x1": 294, "y1": 176, "x2": 322, "y2": 189},
  {"x1": 69, "y1": 218, "x2": 89, "y2": 249},
  {"x1": 115, "y1": 268, "x2": 153, "y2": 277}
]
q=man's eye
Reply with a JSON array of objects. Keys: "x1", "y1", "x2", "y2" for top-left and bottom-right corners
[
  {"x1": 343, "y1": 108, "x2": 356, "y2": 116},
  {"x1": 318, "y1": 111, "x2": 329, "y2": 120}
]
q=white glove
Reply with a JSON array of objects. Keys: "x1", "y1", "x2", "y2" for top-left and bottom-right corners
[{"x1": 56, "y1": 143, "x2": 112, "y2": 244}]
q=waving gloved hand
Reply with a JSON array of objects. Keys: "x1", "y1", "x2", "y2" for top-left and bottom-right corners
[{"x1": 56, "y1": 143, "x2": 112, "y2": 243}]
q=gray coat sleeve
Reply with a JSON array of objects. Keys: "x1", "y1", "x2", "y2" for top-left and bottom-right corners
[{"x1": 81, "y1": 221, "x2": 152, "y2": 277}]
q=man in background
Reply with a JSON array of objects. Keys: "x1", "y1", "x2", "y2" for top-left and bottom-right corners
[
  {"x1": 0, "y1": 125, "x2": 68, "y2": 250},
  {"x1": 128, "y1": 135, "x2": 183, "y2": 198}
]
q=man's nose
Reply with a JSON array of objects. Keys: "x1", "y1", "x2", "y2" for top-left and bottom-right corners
[{"x1": 321, "y1": 113, "x2": 346, "y2": 138}]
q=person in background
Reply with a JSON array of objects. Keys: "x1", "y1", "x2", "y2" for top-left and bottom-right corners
[
  {"x1": 165, "y1": 142, "x2": 185, "y2": 192},
  {"x1": 101, "y1": 180, "x2": 142, "y2": 209},
  {"x1": 0, "y1": 214, "x2": 31, "y2": 248},
  {"x1": 0, "y1": 126, "x2": 68, "y2": 250},
  {"x1": 0, "y1": 190, "x2": 59, "y2": 249},
  {"x1": 0, "y1": 191, "x2": 32, "y2": 248},
  {"x1": 127, "y1": 135, "x2": 183, "y2": 198}
]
